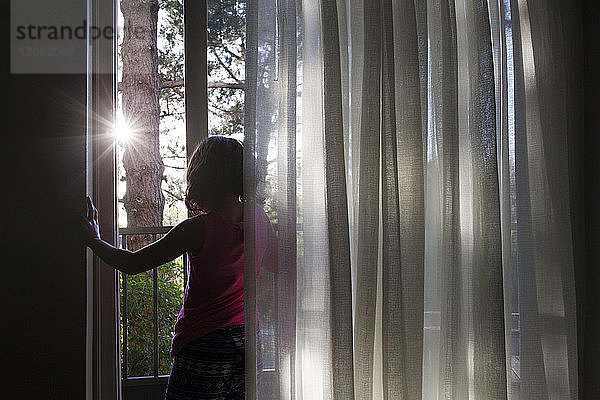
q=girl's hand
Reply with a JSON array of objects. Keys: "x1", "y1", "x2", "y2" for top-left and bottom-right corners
[{"x1": 81, "y1": 196, "x2": 101, "y2": 243}]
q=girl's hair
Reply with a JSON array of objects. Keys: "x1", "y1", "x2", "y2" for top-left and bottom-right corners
[{"x1": 185, "y1": 136, "x2": 243, "y2": 212}]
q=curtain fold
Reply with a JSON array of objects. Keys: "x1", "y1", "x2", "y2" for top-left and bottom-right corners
[
  {"x1": 320, "y1": 0, "x2": 356, "y2": 397},
  {"x1": 457, "y1": 0, "x2": 507, "y2": 397},
  {"x1": 352, "y1": 0, "x2": 382, "y2": 397},
  {"x1": 243, "y1": 0, "x2": 259, "y2": 398},
  {"x1": 386, "y1": 0, "x2": 425, "y2": 398},
  {"x1": 244, "y1": 0, "x2": 584, "y2": 399},
  {"x1": 275, "y1": 0, "x2": 298, "y2": 399},
  {"x1": 510, "y1": 0, "x2": 580, "y2": 398}
]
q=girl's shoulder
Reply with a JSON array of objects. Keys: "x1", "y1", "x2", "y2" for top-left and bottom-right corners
[
  {"x1": 203, "y1": 209, "x2": 244, "y2": 229},
  {"x1": 176, "y1": 214, "x2": 206, "y2": 255},
  {"x1": 182, "y1": 213, "x2": 208, "y2": 228}
]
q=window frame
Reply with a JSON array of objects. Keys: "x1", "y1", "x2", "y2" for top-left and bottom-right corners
[
  {"x1": 86, "y1": 0, "x2": 208, "y2": 397},
  {"x1": 86, "y1": 0, "x2": 120, "y2": 398}
]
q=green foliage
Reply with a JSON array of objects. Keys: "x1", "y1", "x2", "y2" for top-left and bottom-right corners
[
  {"x1": 121, "y1": 259, "x2": 185, "y2": 377},
  {"x1": 159, "y1": 0, "x2": 185, "y2": 106},
  {"x1": 207, "y1": 0, "x2": 245, "y2": 137},
  {"x1": 119, "y1": 0, "x2": 248, "y2": 376},
  {"x1": 156, "y1": 0, "x2": 246, "y2": 213},
  {"x1": 207, "y1": 0, "x2": 245, "y2": 48}
]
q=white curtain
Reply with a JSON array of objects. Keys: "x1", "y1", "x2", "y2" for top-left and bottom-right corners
[{"x1": 243, "y1": 0, "x2": 582, "y2": 399}]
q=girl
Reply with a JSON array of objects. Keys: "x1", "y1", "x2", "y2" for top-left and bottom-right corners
[{"x1": 82, "y1": 136, "x2": 270, "y2": 400}]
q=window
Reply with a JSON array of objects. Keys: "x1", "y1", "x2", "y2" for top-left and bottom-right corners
[
  {"x1": 110, "y1": 0, "x2": 247, "y2": 397},
  {"x1": 86, "y1": 0, "x2": 211, "y2": 397}
]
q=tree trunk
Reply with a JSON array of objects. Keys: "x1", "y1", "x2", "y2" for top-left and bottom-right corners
[{"x1": 121, "y1": 0, "x2": 164, "y2": 251}]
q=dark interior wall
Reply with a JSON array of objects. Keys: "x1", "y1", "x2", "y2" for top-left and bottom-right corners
[
  {"x1": 0, "y1": 1, "x2": 87, "y2": 398},
  {"x1": 583, "y1": 1, "x2": 600, "y2": 398},
  {"x1": 0, "y1": 0, "x2": 597, "y2": 399}
]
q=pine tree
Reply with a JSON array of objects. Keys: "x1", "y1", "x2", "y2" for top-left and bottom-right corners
[
  {"x1": 119, "y1": 0, "x2": 247, "y2": 233},
  {"x1": 120, "y1": 0, "x2": 165, "y2": 250}
]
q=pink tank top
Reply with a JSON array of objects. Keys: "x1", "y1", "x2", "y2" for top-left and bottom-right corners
[{"x1": 170, "y1": 207, "x2": 269, "y2": 356}]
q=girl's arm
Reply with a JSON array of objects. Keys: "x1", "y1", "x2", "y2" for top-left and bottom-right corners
[{"x1": 82, "y1": 196, "x2": 205, "y2": 275}]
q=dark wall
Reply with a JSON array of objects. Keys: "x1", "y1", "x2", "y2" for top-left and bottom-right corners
[
  {"x1": 583, "y1": 0, "x2": 600, "y2": 398},
  {"x1": 0, "y1": 0, "x2": 598, "y2": 399},
  {"x1": 0, "y1": 1, "x2": 87, "y2": 398}
]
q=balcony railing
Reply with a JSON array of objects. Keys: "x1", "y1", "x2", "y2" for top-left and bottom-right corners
[
  {"x1": 117, "y1": 224, "x2": 521, "y2": 396},
  {"x1": 118, "y1": 226, "x2": 186, "y2": 389}
]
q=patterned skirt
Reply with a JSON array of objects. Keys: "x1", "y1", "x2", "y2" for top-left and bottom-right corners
[{"x1": 165, "y1": 325, "x2": 245, "y2": 400}]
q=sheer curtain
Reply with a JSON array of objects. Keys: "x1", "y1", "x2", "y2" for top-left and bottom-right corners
[{"x1": 243, "y1": 0, "x2": 583, "y2": 399}]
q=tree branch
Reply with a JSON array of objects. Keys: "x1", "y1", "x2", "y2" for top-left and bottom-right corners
[
  {"x1": 164, "y1": 164, "x2": 186, "y2": 170},
  {"x1": 160, "y1": 111, "x2": 186, "y2": 118},
  {"x1": 223, "y1": 46, "x2": 244, "y2": 61},
  {"x1": 210, "y1": 46, "x2": 242, "y2": 83},
  {"x1": 207, "y1": 81, "x2": 245, "y2": 90},
  {"x1": 162, "y1": 79, "x2": 185, "y2": 89},
  {"x1": 209, "y1": 103, "x2": 243, "y2": 115},
  {"x1": 163, "y1": 188, "x2": 185, "y2": 202},
  {"x1": 117, "y1": 80, "x2": 245, "y2": 91},
  {"x1": 161, "y1": 155, "x2": 186, "y2": 159}
]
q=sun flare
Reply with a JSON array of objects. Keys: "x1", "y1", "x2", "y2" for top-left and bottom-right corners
[{"x1": 114, "y1": 119, "x2": 134, "y2": 143}]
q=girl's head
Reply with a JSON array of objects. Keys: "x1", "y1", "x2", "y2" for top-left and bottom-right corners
[{"x1": 185, "y1": 136, "x2": 243, "y2": 213}]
